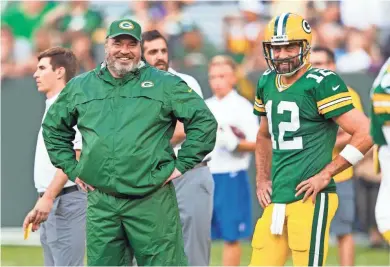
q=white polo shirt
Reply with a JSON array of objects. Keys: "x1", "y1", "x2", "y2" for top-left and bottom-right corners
[
  {"x1": 34, "y1": 93, "x2": 82, "y2": 193},
  {"x1": 206, "y1": 90, "x2": 259, "y2": 174},
  {"x1": 168, "y1": 68, "x2": 204, "y2": 155},
  {"x1": 168, "y1": 68, "x2": 203, "y2": 98}
]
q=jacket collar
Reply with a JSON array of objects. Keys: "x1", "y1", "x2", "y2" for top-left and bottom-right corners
[{"x1": 95, "y1": 61, "x2": 146, "y2": 85}]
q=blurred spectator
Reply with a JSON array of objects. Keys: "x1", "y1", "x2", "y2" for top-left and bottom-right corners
[
  {"x1": 223, "y1": 0, "x2": 265, "y2": 64},
  {"x1": 1, "y1": 1, "x2": 57, "y2": 42},
  {"x1": 34, "y1": 28, "x2": 57, "y2": 54},
  {"x1": 44, "y1": 1, "x2": 103, "y2": 45},
  {"x1": 1, "y1": 1, "x2": 57, "y2": 63},
  {"x1": 315, "y1": 2, "x2": 346, "y2": 60},
  {"x1": 1, "y1": 26, "x2": 36, "y2": 80},
  {"x1": 172, "y1": 22, "x2": 219, "y2": 69},
  {"x1": 171, "y1": 22, "x2": 220, "y2": 98},
  {"x1": 269, "y1": 0, "x2": 308, "y2": 18},
  {"x1": 150, "y1": 1, "x2": 188, "y2": 61},
  {"x1": 1, "y1": 25, "x2": 19, "y2": 80},
  {"x1": 337, "y1": 28, "x2": 372, "y2": 73},
  {"x1": 340, "y1": 0, "x2": 390, "y2": 62},
  {"x1": 223, "y1": 15, "x2": 248, "y2": 63},
  {"x1": 71, "y1": 32, "x2": 96, "y2": 73},
  {"x1": 121, "y1": 1, "x2": 154, "y2": 32},
  {"x1": 159, "y1": 1, "x2": 185, "y2": 37}
]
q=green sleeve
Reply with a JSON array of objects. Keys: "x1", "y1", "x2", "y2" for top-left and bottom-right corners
[
  {"x1": 370, "y1": 70, "x2": 390, "y2": 144},
  {"x1": 314, "y1": 71, "x2": 354, "y2": 119},
  {"x1": 371, "y1": 70, "x2": 390, "y2": 123},
  {"x1": 42, "y1": 81, "x2": 80, "y2": 182},
  {"x1": 170, "y1": 80, "x2": 218, "y2": 174},
  {"x1": 253, "y1": 73, "x2": 267, "y2": 116}
]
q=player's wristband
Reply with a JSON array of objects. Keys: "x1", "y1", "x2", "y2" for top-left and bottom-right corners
[{"x1": 339, "y1": 144, "x2": 364, "y2": 165}]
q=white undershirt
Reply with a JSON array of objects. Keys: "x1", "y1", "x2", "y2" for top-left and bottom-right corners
[
  {"x1": 34, "y1": 93, "x2": 82, "y2": 193},
  {"x1": 168, "y1": 68, "x2": 204, "y2": 155},
  {"x1": 206, "y1": 90, "x2": 259, "y2": 174}
]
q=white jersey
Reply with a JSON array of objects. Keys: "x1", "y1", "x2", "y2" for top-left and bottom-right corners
[
  {"x1": 34, "y1": 93, "x2": 82, "y2": 193},
  {"x1": 206, "y1": 90, "x2": 259, "y2": 173}
]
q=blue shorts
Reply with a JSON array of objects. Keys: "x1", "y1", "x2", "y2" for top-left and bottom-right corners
[
  {"x1": 330, "y1": 179, "x2": 355, "y2": 236},
  {"x1": 211, "y1": 170, "x2": 252, "y2": 242}
]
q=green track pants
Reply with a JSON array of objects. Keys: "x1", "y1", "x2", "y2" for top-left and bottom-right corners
[{"x1": 86, "y1": 183, "x2": 188, "y2": 266}]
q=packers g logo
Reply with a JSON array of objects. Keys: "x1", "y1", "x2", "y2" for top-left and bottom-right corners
[
  {"x1": 302, "y1": 20, "x2": 311, "y2": 34},
  {"x1": 141, "y1": 81, "x2": 154, "y2": 88},
  {"x1": 119, "y1": 21, "x2": 134, "y2": 30}
]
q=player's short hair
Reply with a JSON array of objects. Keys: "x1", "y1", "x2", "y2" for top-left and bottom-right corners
[
  {"x1": 37, "y1": 47, "x2": 78, "y2": 83},
  {"x1": 311, "y1": 46, "x2": 335, "y2": 64},
  {"x1": 141, "y1": 30, "x2": 168, "y2": 52},
  {"x1": 208, "y1": 55, "x2": 237, "y2": 72}
]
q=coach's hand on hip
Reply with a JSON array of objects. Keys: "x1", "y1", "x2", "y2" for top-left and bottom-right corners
[
  {"x1": 163, "y1": 168, "x2": 182, "y2": 186},
  {"x1": 75, "y1": 177, "x2": 95, "y2": 192}
]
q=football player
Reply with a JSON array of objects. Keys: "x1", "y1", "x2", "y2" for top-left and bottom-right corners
[
  {"x1": 250, "y1": 13, "x2": 373, "y2": 266},
  {"x1": 370, "y1": 57, "x2": 390, "y2": 244}
]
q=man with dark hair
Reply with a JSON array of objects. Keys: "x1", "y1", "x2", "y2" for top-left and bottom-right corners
[
  {"x1": 311, "y1": 46, "x2": 336, "y2": 68},
  {"x1": 24, "y1": 19, "x2": 217, "y2": 266},
  {"x1": 141, "y1": 29, "x2": 214, "y2": 266},
  {"x1": 310, "y1": 46, "x2": 363, "y2": 266},
  {"x1": 23, "y1": 47, "x2": 88, "y2": 266}
]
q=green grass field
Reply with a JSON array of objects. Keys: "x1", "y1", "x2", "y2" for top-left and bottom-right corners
[{"x1": 1, "y1": 242, "x2": 389, "y2": 266}]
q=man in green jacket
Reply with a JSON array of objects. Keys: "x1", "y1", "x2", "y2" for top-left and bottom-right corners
[{"x1": 35, "y1": 19, "x2": 217, "y2": 266}]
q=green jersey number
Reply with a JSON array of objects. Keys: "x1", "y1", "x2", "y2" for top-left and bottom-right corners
[{"x1": 265, "y1": 100, "x2": 303, "y2": 150}]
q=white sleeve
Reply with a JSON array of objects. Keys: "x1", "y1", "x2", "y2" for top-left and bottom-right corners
[
  {"x1": 383, "y1": 125, "x2": 390, "y2": 145},
  {"x1": 241, "y1": 100, "x2": 260, "y2": 142},
  {"x1": 72, "y1": 126, "x2": 82, "y2": 150},
  {"x1": 188, "y1": 77, "x2": 203, "y2": 99}
]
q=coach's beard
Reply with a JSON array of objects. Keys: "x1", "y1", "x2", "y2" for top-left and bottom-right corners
[{"x1": 106, "y1": 55, "x2": 139, "y2": 77}]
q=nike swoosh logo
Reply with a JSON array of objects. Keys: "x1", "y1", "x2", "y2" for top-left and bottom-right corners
[
  {"x1": 332, "y1": 85, "x2": 340, "y2": 91},
  {"x1": 188, "y1": 88, "x2": 193, "y2": 93}
]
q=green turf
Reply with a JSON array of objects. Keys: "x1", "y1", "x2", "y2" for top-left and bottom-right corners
[{"x1": 1, "y1": 242, "x2": 389, "y2": 266}]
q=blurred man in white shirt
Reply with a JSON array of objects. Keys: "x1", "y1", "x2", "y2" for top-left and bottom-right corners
[{"x1": 206, "y1": 55, "x2": 259, "y2": 266}]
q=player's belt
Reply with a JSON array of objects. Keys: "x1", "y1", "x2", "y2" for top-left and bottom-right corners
[{"x1": 39, "y1": 185, "x2": 79, "y2": 198}]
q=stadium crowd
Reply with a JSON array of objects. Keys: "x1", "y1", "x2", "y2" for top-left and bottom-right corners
[{"x1": 2, "y1": 1, "x2": 390, "y2": 83}]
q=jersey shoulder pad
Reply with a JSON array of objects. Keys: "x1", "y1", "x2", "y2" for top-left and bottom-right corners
[{"x1": 258, "y1": 69, "x2": 275, "y2": 88}]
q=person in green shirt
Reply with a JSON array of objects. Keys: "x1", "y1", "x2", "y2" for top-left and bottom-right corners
[
  {"x1": 1, "y1": 1, "x2": 57, "y2": 42},
  {"x1": 24, "y1": 18, "x2": 217, "y2": 266}
]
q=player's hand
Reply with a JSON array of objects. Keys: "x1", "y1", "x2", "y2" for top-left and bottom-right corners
[
  {"x1": 295, "y1": 172, "x2": 332, "y2": 203},
  {"x1": 256, "y1": 179, "x2": 272, "y2": 208},
  {"x1": 163, "y1": 168, "x2": 182, "y2": 186},
  {"x1": 23, "y1": 205, "x2": 48, "y2": 232},
  {"x1": 30, "y1": 194, "x2": 55, "y2": 225},
  {"x1": 75, "y1": 177, "x2": 94, "y2": 192},
  {"x1": 23, "y1": 212, "x2": 40, "y2": 233}
]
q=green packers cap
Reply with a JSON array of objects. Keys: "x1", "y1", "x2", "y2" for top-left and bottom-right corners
[{"x1": 106, "y1": 19, "x2": 142, "y2": 41}]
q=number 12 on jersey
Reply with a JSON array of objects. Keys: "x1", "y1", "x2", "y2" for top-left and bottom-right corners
[{"x1": 265, "y1": 100, "x2": 303, "y2": 150}]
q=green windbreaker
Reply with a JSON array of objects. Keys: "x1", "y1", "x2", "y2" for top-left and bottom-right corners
[{"x1": 42, "y1": 62, "x2": 217, "y2": 196}]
